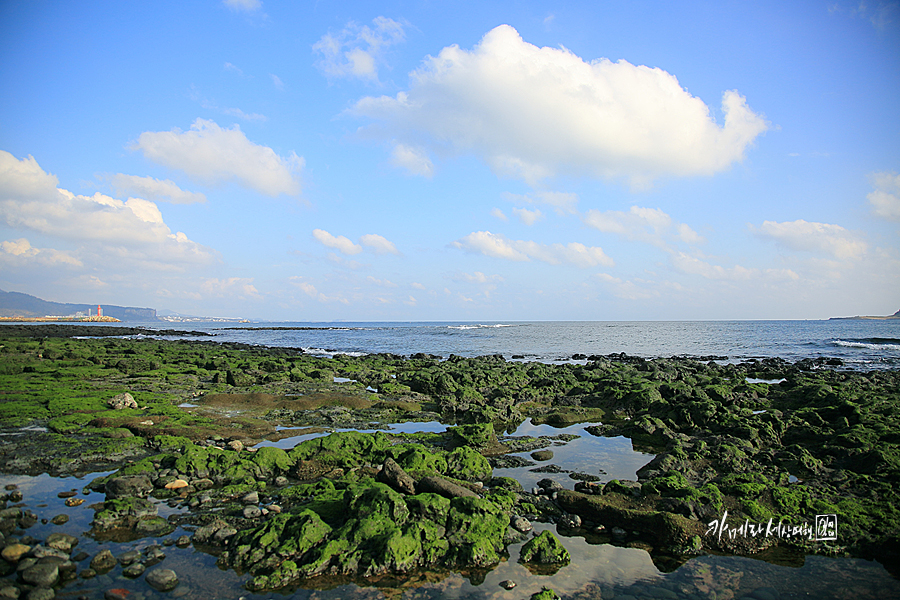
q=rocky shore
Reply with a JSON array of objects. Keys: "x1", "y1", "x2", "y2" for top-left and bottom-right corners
[{"x1": 0, "y1": 325, "x2": 897, "y2": 598}]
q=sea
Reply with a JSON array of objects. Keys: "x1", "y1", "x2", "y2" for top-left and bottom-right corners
[
  {"x1": 117, "y1": 319, "x2": 900, "y2": 370},
  {"x1": 4, "y1": 319, "x2": 900, "y2": 599}
]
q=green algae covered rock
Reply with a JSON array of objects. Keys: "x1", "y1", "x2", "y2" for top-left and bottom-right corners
[
  {"x1": 446, "y1": 446, "x2": 492, "y2": 481},
  {"x1": 519, "y1": 530, "x2": 570, "y2": 565},
  {"x1": 221, "y1": 478, "x2": 514, "y2": 590}
]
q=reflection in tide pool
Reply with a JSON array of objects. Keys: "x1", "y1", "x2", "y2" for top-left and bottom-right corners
[
  {"x1": 497, "y1": 419, "x2": 656, "y2": 491},
  {"x1": 256, "y1": 421, "x2": 449, "y2": 449}
]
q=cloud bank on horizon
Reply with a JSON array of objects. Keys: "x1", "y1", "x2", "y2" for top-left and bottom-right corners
[{"x1": 0, "y1": 1, "x2": 897, "y2": 320}]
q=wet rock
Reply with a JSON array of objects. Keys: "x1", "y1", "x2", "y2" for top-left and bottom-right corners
[
  {"x1": 107, "y1": 393, "x2": 138, "y2": 410},
  {"x1": 1, "y1": 544, "x2": 30, "y2": 562},
  {"x1": 104, "y1": 590, "x2": 129, "y2": 600},
  {"x1": 116, "y1": 550, "x2": 139, "y2": 566},
  {"x1": 164, "y1": 479, "x2": 189, "y2": 490},
  {"x1": 242, "y1": 506, "x2": 262, "y2": 519},
  {"x1": 8, "y1": 492, "x2": 22, "y2": 503},
  {"x1": 89, "y1": 550, "x2": 116, "y2": 573},
  {"x1": 191, "y1": 519, "x2": 234, "y2": 545},
  {"x1": 175, "y1": 536, "x2": 191, "y2": 548},
  {"x1": 500, "y1": 580, "x2": 516, "y2": 589},
  {"x1": 0, "y1": 586, "x2": 19, "y2": 599},
  {"x1": 559, "y1": 513, "x2": 582, "y2": 528},
  {"x1": 227, "y1": 440, "x2": 244, "y2": 452},
  {"x1": 21, "y1": 561, "x2": 59, "y2": 587},
  {"x1": 46, "y1": 534, "x2": 77, "y2": 553},
  {"x1": 512, "y1": 516, "x2": 533, "y2": 533},
  {"x1": 519, "y1": 531, "x2": 570, "y2": 565},
  {"x1": 274, "y1": 476, "x2": 288, "y2": 487},
  {"x1": 531, "y1": 464, "x2": 569, "y2": 474},
  {"x1": 416, "y1": 475, "x2": 477, "y2": 499},
  {"x1": 531, "y1": 450, "x2": 554, "y2": 461},
  {"x1": 25, "y1": 588, "x2": 54, "y2": 600},
  {"x1": 123, "y1": 562, "x2": 145, "y2": 578},
  {"x1": 145, "y1": 568, "x2": 179, "y2": 591},
  {"x1": 530, "y1": 586, "x2": 560, "y2": 600},
  {"x1": 104, "y1": 475, "x2": 153, "y2": 499},
  {"x1": 142, "y1": 545, "x2": 166, "y2": 565},
  {"x1": 377, "y1": 458, "x2": 416, "y2": 495},
  {"x1": 537, "y1": 479, "x2": 564, "y2": 492}
]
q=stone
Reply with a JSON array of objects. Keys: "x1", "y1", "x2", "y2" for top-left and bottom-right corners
[
  {"x1": 242, "y1": 506, "x2": 262, "y2": 519},
  {"x1": 559, "y1": 513, "x2": 582, "y2": 528},
  {"x1": 274, "y1": 476, "x2": 288, "y2": 487},
  {"x1": 90, "y1": 550, "x2": 117, "y2": 572},
  {"x1": 377, "y1": 458, "x2": 416, "y2": 495},
  {"x1": 531, "y1": 450, "x2": 554, "y2": 461},
  {"x1": 64, "y1": 498, "x2": 84, "y2": 507},
  {"x1": 116, "y1": 550, "x2": 139, "y2": 566},
  {"x1": 519, "y1": 531, "x2": 570, "y2": 565},
  {"x1": 25, "y1": 588, "x2": 54, "y2": 600},
  {"x1": 21, "y1": 562, "x2": 59, "y2": 587},
  {"x1": 500, "y1": 580, "x2": 517, "y2": 589},
  {"x1": 512, "y1": 516, "x2": 533, "y2": 533},
  {"x1": 416, "y1": 475, "x2": 477, "y2": 499},
  {"x1": 104, "y1": 590, "x2": 129, "y2": 600},
  {"x1": 145, "y1": 568, "x2": 179, "y2": 591},
  {"x1": 0, "y1": 586, "x2": 19, "y2": 599},
  {"x1": 164, "y1": 479, "x2": 189, "y2": 490},
  {"x1": 240, "y1": 491, "x2": 259, "y2": 505},
  {"x1": 46, "y1": 534, "x2": 78, "y2": 553},
  {"x1": 104, "y1": 475, "x2": 153, "y2": 499},
  {"x1": 174, "y1": 536, "x2": 191, "y2": 548},
  {"x1": 107, "y1": 393, "x2": 137, "y2": 410},
  {"x1": 537, "y1": 478, "x2": 564, "y2": 492},
  {"x1": 227, "y1": 440, "x2": 243, "y2": 452},
  {"x1": 123, "y1": 562, "x2": 145, "y2": 578},
  {"x1": 1, "y1": 544, "x2": 30, "y2": 562}
]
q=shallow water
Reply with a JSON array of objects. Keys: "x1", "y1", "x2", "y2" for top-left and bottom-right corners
[{"x1": 1, "y1": 420, "x2": 898, "y2": 599}]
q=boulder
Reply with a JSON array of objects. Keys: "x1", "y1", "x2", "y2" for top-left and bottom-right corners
[
  {"x1": 416, "y1": 476, "x2": 477, "y2": 499},
  {"x1": 377, "y1": 458, "x2": 416, "y2": 495},
  {"x1": 145, "y1": 568, "x2": 179, "y2": 592},
  {"x1": 107, "y1": 393, "x2": 137, "y2": 410},
  {"x1": 104, "y1": 475, "x2": 152, "y2": 499},
  {"x1": 519, "y1": 530, "x2": 570, "y2": 565}
]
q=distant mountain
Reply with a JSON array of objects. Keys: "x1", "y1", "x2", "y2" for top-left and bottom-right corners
[{"x1": 0, "y1": 290, "x2": 158, "y2": 321}]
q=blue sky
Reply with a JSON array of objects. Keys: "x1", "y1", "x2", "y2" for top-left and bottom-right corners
[{"x1": 1, "y1": 0, "x2": 898, "y2": 320}]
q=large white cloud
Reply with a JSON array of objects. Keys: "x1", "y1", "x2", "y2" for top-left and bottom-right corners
[
  {"x1": 314, "y1": 17, "x2": 406, "y2": 82},
  {"x1": 109, "y1": 174, "x2": 206, "y2": 204},
  {"x1": 584, "y1": 205, "x2": 704, "y2": 248},
  {"x1": 313, "y1": 229, "x2": 362, "y2": 255},
  {"x1": 750, "y1": 219, "x2": 867, "y2": 259},
  {"x1": 132, "y1": 119, "x2": 303, "y2": 197},
  {"x1": 453, "y1": 231, "x2": 613, "y2": 267},
  {"x1": 868, "y1": 171, "x2": 900, "y2": 221},
  {"x1": 352, "y1": 25, "x2": 768, "y2": 186},
  {"x1": 0, "y1": 150, "x2": 214, "y2": 270},
  {"x1": 0, "y1": 238, "x2": 82, "y2": 268}
]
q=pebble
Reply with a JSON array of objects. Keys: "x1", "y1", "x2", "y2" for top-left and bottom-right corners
[
  {"x1": 123, "y1": 562, "x2": 145, "y2": 578},
  {"x1": 243, "y1": 506, "x2": 262, "y2": 519},
  {"x1": 64, "y1": 498, "x2": 84, "y2": 507},
  {"x1": 49, "y1": 515, "x2": 68, "y2": 525},
  {"x1": 1, "y1": 544, "x2": 30, "y2": 562},
  {"x1": 499, "y1": 580, "x2": 516, "y2": 590},
  {"x1": 175, "y1": 536, "x2": 191, "y2": 548},
  {"x1": 145, "y1": 568, "x2": 179, "y2": 591}
]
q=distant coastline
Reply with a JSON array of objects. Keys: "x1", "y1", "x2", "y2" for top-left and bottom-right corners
[
  {"x1": 0, "y1": 316, "x2": 121, "y2": 323},
  {"x1": 830, "y1": 309, "x2": 900, "y2": 321}
]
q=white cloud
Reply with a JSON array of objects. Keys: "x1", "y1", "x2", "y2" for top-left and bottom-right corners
[
  {"x1": 200, "y1": 277, "x2": 261, "y2": 300},
  {"x1": 360, "y1": 233, "x2": 400, "y2": 255},
  {"x1": 313, "y1": 17, "x2": 405, "y2": 82},
  {"x1": 459, "y1": 271, "x2": 503, "y2": 284},
  {"x1": 108, "y1": 174, "x2": 206, "y2": 204},
  {"x1": 132, "y1": 119, "x2": 302, "y2": 197},
  {"x1": 868, "y1": 171, "x2": 900, "y2": 221},
  {"x1": 453, "y1": 231, "x2": 614, "y2": 267},
  {"x1": 221, "y1": 107, "x2": 267, "y2": 122},
  {"x1": 503, "y1": 190, "x2": 579, "y2": 214},
  {"x1": 491, "y1": 208, "x2": 507, "y2": 221},
  {"x1": 594, "y1": 273, "x2": 659, "y2": 300},
  {"x1": 270, "y1": 74, "x2": 284, "y2": 90},
  {"x1": 352, "y1": 25, "x2": 768, "y2": 187},
  {"x1": 0, "y1": 238, "x2": 82, "y2": 268},
  {"x1": 411, "y1": 282, "x2": 426, "y2": 290},
  {"x1": 671, "y1": 251, "x2": 799, "y2": 281},
  {"x1": 751, "y1": 219, "x2": 867, "y2": 259},
  {"x1": 367, "y1": 276, "x2": 398, "y2": 287},
  {"x1": 584, "y1": 205, "x2": 704, "y2": 248},
  {"x1": 0, "y1": 150, "x2": 215, "y2": 271},
  {"x1": 289, "y1": 276, "x2": 349, "y2": 304},
  {"x1": 390, "y1": 143, "x2": 434, "y2": 177},
  {"x1": 224, "y1": 62, "x2": 244, "y2": 75},
  {"x1": 513, "y1": 207, "x2": 543, "y2": 226},
  {"x1": 312, "y1": 229, "x2": 362, "y2": 255},
  {"x1": 223, "y1": 0, "x2": 261, "y2": 12}
]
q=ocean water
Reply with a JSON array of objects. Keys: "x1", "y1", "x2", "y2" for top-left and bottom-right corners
[{"x1": 124, "y1": 319, "x2": 900, "y2": 370}]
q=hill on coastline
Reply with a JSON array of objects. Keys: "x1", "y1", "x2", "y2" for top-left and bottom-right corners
[
  {"x1": 0, "y1": 290, "x2": 157, "y2": 322},
  {"x1": 830, "y1": 309, "x2": 900, "y2": 320}
]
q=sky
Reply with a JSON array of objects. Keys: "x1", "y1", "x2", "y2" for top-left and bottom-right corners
[{"x1": 0, "y1": 0, "x2": 898, "y2": 321}]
